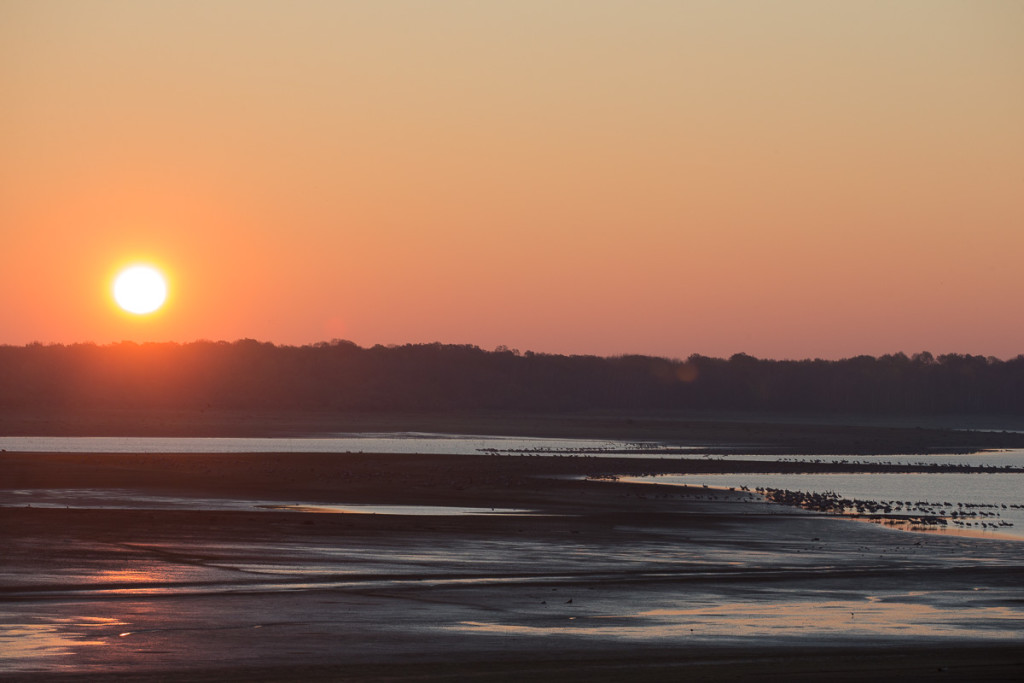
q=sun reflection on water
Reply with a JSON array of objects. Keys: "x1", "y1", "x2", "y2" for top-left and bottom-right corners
[{"x1": 0, "y1": 615, "x2": 128, "y2": 670}]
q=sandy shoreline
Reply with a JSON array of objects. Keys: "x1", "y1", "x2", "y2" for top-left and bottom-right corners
[{"x1": 2, "y1": 449, "x2": 1023, "y2": 681}]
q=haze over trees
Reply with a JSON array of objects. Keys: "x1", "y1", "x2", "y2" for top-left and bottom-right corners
[{"x1": 1, "y1": 340, "x2": 1022, "y2": 416}]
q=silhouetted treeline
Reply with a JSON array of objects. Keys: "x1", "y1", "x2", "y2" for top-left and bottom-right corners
[{"x1": 1, "y1": 341, "x2": 1022, "y2": 415}]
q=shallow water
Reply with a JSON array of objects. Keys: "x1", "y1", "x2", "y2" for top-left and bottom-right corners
[
  {"x1": 4, "y1": 434, "x2": 1023, "y2": 467},
  {"x1": 0, "y1": 488, "x2": 530, "y2": 517},
  {"x1": 0, "y1": 433, "x2": 677, "y2": 456},
  {"x1": 4, "y1": 434, "x2": 1024, "y2": 675},
  {"x1": 457, "y1": 589, "x2": 1024, "y2": 642},
  {"x1": 3, "y1": 528, "x2": 1023, "y2": 674},
  {"x1": 623, "y1": 472, "x2": 1024, "y2": 540},
  {"x1": 700, "y1": 448, "x2": 1024, "y2": 469}
]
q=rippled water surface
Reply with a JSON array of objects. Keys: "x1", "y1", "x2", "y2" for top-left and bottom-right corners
[{"x1": 3, "y1": 434, "x2": 1023, "y2": 674}]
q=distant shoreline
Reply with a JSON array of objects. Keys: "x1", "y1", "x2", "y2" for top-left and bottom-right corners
[{"x1": 5, "y1": 343, "x2": 1024, "y2": 417}]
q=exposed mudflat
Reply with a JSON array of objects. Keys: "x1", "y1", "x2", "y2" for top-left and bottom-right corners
[{"x1": 2, "y1": 449, "x2": 1023, "y2": 681}]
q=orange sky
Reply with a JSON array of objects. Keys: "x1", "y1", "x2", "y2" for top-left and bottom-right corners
[{"x1": 2, "y1": 1, "x2": 1022, "y2": 360}]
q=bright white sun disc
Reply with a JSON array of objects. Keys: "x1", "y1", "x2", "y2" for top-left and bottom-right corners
[{"x1": 113, "y1": 266, "x2": 167, "y2": 314}]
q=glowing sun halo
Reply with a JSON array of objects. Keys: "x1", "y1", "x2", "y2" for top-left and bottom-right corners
[{"x1": 113, "y1": 265, "x2": 168, "y2": 315}]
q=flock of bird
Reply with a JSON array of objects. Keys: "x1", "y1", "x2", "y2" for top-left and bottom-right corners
[{"x1": 757, "y1": 487, "x2": 1019, "y2": 530}]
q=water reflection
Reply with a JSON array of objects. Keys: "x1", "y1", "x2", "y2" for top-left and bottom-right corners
[
  {"x1": 0, "y1": 433, "x2": 687, "y2": 456},
  {"x1": 0, "y1": 489, "x2": 537, "y2": 517},
  {"x1": 0, "y1": 615, "x2": 126, "y2": 670},
  {"x1": 457, "y1": 594, "x2": 1024, "y2": 641},
  {"x1": 256, "y1": 503, "x2": 532, "y2": 515},
  {"x1": 82, "y1": 565, "x2": 211, "y2": 596},
  {"x1": 621, "y1": 473, "x2": 1024, "y2": 541}
]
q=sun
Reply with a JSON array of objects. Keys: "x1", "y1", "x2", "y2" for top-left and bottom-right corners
[{"x1": 113, "y1": 265, "x2": 168, "y2": 315}]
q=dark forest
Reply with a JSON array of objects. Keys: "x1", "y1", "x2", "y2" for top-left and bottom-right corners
[{"x1": 1, "y1": 340, "x2": 1022, "y2": 416}]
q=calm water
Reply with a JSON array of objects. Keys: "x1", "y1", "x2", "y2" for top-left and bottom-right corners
[
  {"x1": 0, "y1": 488, "x2": 530, "y2": 517},
  {"x1": 0, "y1": 433, "x2": 679, "y2": 456},
  {"x1": 3, "y1": 436, "x2": 1023, "y2": 674},
  {"x1": 3, "y1": 434, "x2": 1022, "y2": 539},
  {"x1": 697, "y1": 450, "x2": 1024, "y2": 469},
  {"x1": 624, "y1": 472, "x2": 1024, "y2": 540},
  {"x1": 2, "y1": 434, "x2": 1020, "y2": 467}
]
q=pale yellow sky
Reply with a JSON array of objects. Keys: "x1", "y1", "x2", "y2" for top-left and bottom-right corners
[{"x1": 2, "y1": 1, "x2": 1022, "y2": 358}]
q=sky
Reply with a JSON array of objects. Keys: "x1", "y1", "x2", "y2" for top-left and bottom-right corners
[{"x1": 2, "y1": 1, "x2": 1022, "y2": 360}]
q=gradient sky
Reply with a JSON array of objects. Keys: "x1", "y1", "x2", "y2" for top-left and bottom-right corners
[{"x1": 2, "y1": 1, "x2": 1022, "y2": 360}]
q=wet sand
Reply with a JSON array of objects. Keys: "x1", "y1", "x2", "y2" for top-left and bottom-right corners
[{"x1": 2, "y1": 451, "x2": 1023, "y2": 681}]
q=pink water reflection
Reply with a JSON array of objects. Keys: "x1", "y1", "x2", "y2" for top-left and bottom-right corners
[{"x1": 458, "y1": 594, "x2": 1024, "y2": 641}]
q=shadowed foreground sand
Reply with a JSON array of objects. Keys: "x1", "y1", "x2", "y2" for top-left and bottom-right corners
[{"x1": 2, "y1": 450, "x2": 1023, "y2": 681}]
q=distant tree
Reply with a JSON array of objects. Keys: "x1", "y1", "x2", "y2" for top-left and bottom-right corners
[{"x1": 0, "y1": 342, "x2": 1022, "y2": 415}]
